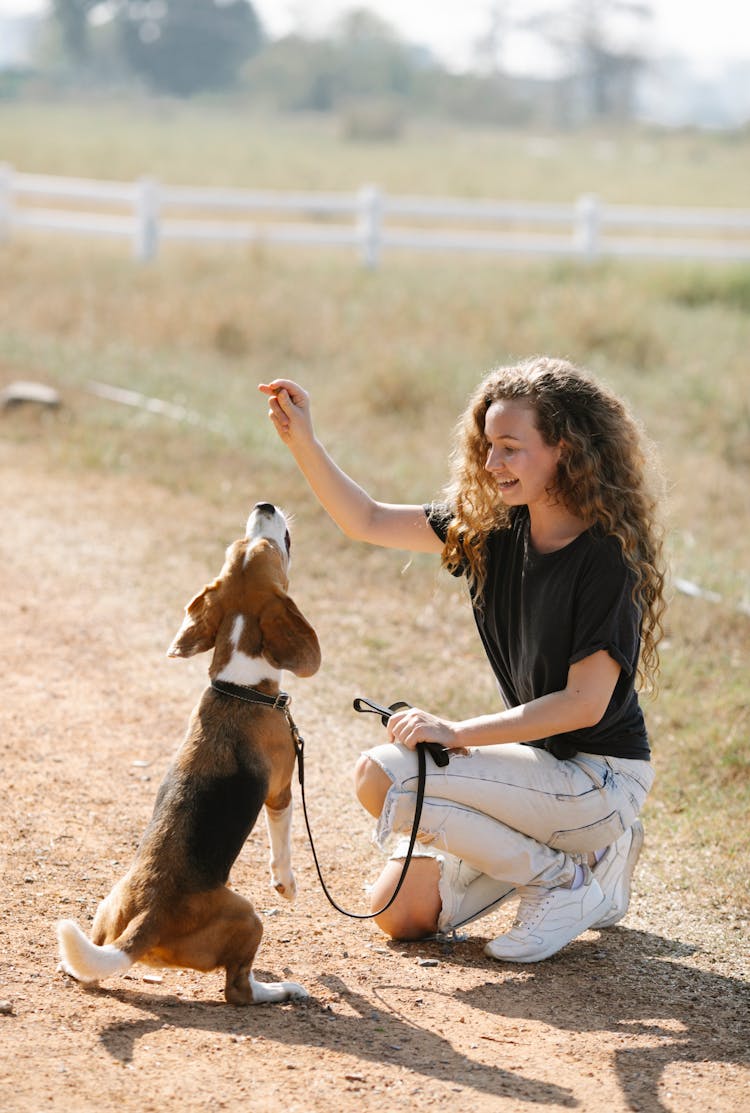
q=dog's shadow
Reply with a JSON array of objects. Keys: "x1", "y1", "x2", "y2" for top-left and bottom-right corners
[{"x1": 94, "y1": 972, "x2": 576, "y2": 1107}]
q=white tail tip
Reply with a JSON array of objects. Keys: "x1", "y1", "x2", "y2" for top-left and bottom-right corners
[{"x1": 56, "y1": 920, "x2": 132, "y2": 983}]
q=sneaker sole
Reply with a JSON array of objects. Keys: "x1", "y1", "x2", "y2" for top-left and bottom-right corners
[{"x1": 592, "y1": 819, "x2": 644, "y2": 930}]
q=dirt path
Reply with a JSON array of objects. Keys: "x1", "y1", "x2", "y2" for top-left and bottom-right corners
[{"x1": 1, "y1": 440, "x2": 748, "y2": 1113}]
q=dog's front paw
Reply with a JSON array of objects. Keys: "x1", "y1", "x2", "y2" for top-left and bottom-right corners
[{"x1": 271, "y1": 870, "x2": 297, "y2": 901}]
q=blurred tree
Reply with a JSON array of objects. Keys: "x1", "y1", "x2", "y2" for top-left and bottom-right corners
[
  {"x1": 52, "y1": 0, "x2": 110, "y2": 63},
  {"x1": 242, "y1": 34, "x2": 339, "y2": 111},
  {"x1": 331, "y1": 8, "x2": 414, "y2": 99},
  {"x1": 243, "y1": 9, "x2": 418, "y2": 113},
  {"x1": 473, "y1": 1, "x2": 515, "y2": 77},
  {"x1": 117, "y1": 0, "x2": 264, "y2": 96},
  {"x1": 242, "y1": 10, "x2": 534, "y2": 130},
  {"x1": 523, "y1": 0, "x2": 652, "y2": 122}
]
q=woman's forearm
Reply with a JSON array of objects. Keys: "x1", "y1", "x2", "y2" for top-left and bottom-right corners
[
  {"x1": 454, "y1": 689, "x2": 597, "y2": 748},
  {"x1": 259, "y1": 380, "x2": 442, "y2": 553},
  {"x1": 286, "y1": 434, "x2": 381, "y2": 541},
  {"x1": 454, "y1": 651, "x2": 620, "y2": 747},
  {"x1": 388, "y1": 653, "x2": 619, "y2": 751},
  {"x1": 291, "y1": 437, "x2": 440, "y2": 551}
]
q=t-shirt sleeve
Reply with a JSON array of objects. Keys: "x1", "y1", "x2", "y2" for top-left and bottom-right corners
[
  {"x1": 569, "y1": 542, "x2": 641, "y2": 676},
  {"x1": 423, "y1": 502, "x2": 468, "y2": 578},
  {"x1": 423, "y1": 501, "x2": 452, "y2": 542}
]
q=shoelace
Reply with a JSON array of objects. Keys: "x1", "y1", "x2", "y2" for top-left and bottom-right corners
[{"x1": 512, "y1": 888, "x2": 552, "y2": 930}]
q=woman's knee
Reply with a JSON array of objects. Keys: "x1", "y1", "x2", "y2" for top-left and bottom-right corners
[
  {"x1": 353, "y1": 753, "x2": 392, "y2": 818},
  {"x1": 369, "y1": 859, "x2": 441, "y2": 941},
  {"x1": 373, "y1": 905, "x2": 430, "y2": 942}
]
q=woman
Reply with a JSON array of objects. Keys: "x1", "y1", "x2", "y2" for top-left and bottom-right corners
[{"x1": 258, "y1": 357, "x2": 665, "y2": 963}]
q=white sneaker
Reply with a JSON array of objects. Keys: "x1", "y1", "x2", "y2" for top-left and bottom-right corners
[
  {"x1": 591, "y1": 820, "x2": 644, "y2": 929},
  {"x1": 484, "y1": 871, "x2": 608, "y2": 963}
]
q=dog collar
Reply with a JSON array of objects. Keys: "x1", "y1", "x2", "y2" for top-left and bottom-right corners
[{"x1": 210, "y1": 678, "x2": 291, "y2": 711}]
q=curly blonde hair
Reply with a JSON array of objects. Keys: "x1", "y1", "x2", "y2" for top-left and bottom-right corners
[{"x1": 442, "y1": 357, "x2": 666, "y2": 691}]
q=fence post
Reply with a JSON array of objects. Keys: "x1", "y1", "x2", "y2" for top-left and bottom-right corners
[
  {"x1": 357, "y1": 184, "x2": 382, "y2": 269},
  {"x1": 575, "y1": 193, "x2": 600, "y2": 261},
  {"x1": 0, "y1": 163, "x2": 13, "y2": 243},
  {"x1": 134, "y1": 176, "x2": 160, "y2": 262}
]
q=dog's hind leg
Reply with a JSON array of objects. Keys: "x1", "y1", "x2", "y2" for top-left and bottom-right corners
[
  {"x1": 220, "y1": 891, "x2": 307, "y2": 1005},
  {"x1": 161, "y1": 888, "x2": 306, "y2": 1004}
]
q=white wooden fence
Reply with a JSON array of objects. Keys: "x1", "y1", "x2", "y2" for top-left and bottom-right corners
[{"x1": 2, "y1": 163, "x2": 750, "y2": 267}]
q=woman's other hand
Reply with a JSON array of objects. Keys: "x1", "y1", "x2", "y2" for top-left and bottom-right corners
[{"x1": 387, "y1": 707, "x2": 463, "y2": 751}]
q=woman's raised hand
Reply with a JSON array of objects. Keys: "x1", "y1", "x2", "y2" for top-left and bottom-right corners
[{"x1": 258, "y1": 379, "x2": 314, "y2": 447}]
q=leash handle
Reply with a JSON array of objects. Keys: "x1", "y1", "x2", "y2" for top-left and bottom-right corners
[
  {"x1": 352, "y1": 695, "x2": 398, "y2": 726},
  {"x1": 352, "y1": 697, "x2": 450, "y2": 768}
]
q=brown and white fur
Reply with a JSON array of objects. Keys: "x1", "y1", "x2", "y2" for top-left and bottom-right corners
[{"x1": 57, "y1": 502, "x2": 320, "y2": 1005}]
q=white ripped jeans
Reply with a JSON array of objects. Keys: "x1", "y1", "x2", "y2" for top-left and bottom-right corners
[{"x1": 365, "y1": 741, "x2": 654, "y2": 933}]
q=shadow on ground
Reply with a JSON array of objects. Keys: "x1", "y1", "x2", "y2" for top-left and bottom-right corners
[
  {"x1": 89, "y1": 926, "x2": 749, "y2": 1110},
  {"x1": 450, "y1": 928, "x2": 749, "y2": 1113}
]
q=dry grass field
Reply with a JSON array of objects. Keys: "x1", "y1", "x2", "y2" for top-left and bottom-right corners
[{"x1": 1, "y1": 103, "x2": 748, "y2": 1111}]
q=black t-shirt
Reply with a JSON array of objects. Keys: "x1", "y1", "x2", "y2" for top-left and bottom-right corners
[{"x1": 425, "y1": 503, "x2": 650, "y2": 760}]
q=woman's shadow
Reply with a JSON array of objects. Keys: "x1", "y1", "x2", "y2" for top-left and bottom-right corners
[{"x1": 453, "y1": 927, "x2": 749, "y2": 1112}]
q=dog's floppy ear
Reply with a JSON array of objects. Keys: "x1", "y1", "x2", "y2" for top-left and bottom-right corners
[
  {"x1": 259, "y1": 593, "x2": 321, "y2": 677},
  {"x1": 167, "y1": 580, "x2": 224, "y2": 658}
]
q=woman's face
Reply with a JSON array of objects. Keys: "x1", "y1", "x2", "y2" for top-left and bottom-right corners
[{"x1": 483, "y1": 399, "x2": 562, "y2": 509}]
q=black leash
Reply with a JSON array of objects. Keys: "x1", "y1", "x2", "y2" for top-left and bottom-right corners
[
  {"x1": 299, "y1": 697, "x2": 448, "y2": 919},
  {"x1": 210, "y1": 680, "x2": 450, "y2": 920},
  {"x1": 295, "y1": 698, "x2": 427, "y2": 917}
]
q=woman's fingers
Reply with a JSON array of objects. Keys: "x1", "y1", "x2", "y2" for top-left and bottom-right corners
[
  {"x1": 386, "y1": 708, "x2": 407, "y2": 742},
  {"x1": 275, "y1": 388, "x2": 298, "y2": 418},
  {"x1": 267, "y1": 395, "x2": 290, "y2": 432},
  {"x1": 258, "y1": 380, "x2": 313, "y2": 442},
  {"x1": 258, "y1": 379, "x2": 308, "y2": 408},
  {"x1": 388, "y1": 708, "x2": 458, "y2": 750},
  {"x1": 388, "y1": 708, "x2": 432, "y2": 747}
]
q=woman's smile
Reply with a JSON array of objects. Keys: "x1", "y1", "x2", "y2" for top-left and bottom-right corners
[{"x1": 484, "y1": 399, "x2": 561, "y2": 508}]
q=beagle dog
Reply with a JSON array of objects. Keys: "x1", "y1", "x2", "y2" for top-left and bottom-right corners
[{"x1": 57, "y1": 502, "x2": 320, "y2": 1005}]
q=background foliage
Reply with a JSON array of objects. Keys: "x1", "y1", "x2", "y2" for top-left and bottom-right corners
[{"x1": 15, "y1": 1, "x2": 666, "y2": 125}]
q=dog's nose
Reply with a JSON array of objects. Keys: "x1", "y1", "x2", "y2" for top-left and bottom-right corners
[{"x1": 253, "y1": 502, "x2": 276, "y2": 517}]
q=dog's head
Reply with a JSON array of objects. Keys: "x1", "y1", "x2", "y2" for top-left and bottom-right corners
[{"x1": 166, "y1": 503, "x2": 321, "y2": 678}]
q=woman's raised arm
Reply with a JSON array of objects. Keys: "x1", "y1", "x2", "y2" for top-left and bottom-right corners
[{"x1": 258, "y1": 380, "x2": 443, "y2": 554}]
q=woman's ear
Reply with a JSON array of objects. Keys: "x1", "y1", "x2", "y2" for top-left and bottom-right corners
[
  {"x1": 167, "y1": 580, "x2": 224, "y2": 658},
  {"x1": 259, "y1": 593, "x2": 321, "y2": 677},
  {"x1": 556, "y1": 437, "x2": 573, "y2": 467}
]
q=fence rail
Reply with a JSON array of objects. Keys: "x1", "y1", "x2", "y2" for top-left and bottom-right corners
[{"x1": 2, "y1": 164, "x2": 749, "y2": 267}]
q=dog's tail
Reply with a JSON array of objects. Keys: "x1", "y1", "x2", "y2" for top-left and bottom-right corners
[{"x1": 57, "y1": 920, "x2": 133, "y2": 983}]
